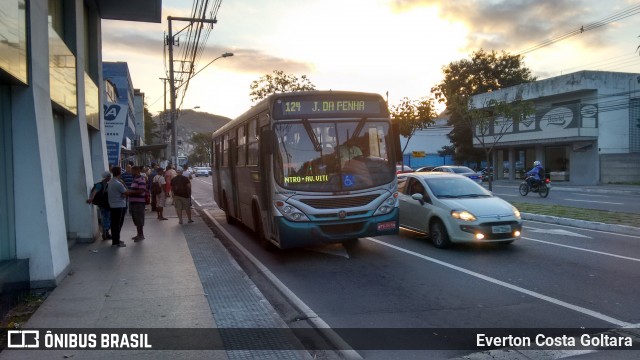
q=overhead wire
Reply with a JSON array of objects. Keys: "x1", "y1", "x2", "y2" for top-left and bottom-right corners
[{"x1": 515, "y1": 3, "x2": 640, "y2": 55}]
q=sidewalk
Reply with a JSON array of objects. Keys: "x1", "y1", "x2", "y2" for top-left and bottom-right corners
[{"x1": 0, "y1": 203, "x2": 309, "y2": 359}]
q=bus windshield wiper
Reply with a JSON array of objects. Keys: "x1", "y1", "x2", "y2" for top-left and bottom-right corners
[
  {"x1": 302, "y1": 118, "x2": 322, "y2": 152},
  {"x1": 352, "y1": 117, "x2": 367, "y2": 139}
]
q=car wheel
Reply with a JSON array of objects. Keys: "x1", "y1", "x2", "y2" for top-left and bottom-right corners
[{"x1": 430, "y1": 220, "x2": 451, "y2": 249}]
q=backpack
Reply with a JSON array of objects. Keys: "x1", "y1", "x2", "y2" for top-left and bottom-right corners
[
  {"x1": 151, "y1": 178, "x2": 162, "y2": 195},
  {"x1": 91, "y1": 182, "x2": 110, "y2": 209}
]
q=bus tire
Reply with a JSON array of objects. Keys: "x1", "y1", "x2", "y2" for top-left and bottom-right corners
[
  {"x1": 253, "y1": 203, "x2": 275, "y2": 251},
  {"x1": 342, "y1": 238, "x2": 359, "y2": 246},
  {"x1": 223, "y1": 195, "x2": 236, "y2": 225}
]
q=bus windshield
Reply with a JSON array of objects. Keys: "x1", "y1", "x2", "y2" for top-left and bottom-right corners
[{"x1": 274, "y1": 120, "x2": 395, "y2": 191}]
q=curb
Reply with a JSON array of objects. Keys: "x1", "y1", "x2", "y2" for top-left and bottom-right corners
[{"x1": 522, "y1": 213, "x2": 640, "y2": 237}]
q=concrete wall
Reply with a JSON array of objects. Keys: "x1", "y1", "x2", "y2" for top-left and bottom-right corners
[{"x1": 600, "y1": 153, "x2": 640, "y2": 183}]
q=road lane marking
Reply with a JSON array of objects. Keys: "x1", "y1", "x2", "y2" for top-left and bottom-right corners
[
  {"x1": 195, "y1": 178, "x2": 213, "y2": 185},
  {"x1": 521, "y1": 237, "x2": 640, "y2": 262},
  {"x1": 523, "y1": 227, "x2": 591, "y2": 238},
  {"x1": 523, "y1": 220, "x2": 640, "y2": 239},
  {"x1": 364, "y1": 237, "x2": 631, "y2": 327},
  {"x1": 563, "y1": 199, "x2": 623, "y2": 205}
]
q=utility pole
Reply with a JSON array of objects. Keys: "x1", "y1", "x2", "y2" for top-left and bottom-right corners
[{"x1": 166, "y1": 16, "x2": 217, "y2": 166}]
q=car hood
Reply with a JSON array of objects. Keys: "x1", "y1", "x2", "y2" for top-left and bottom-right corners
[{"x1": 439, "y1": 197, "x2": 515, "y2": 217}]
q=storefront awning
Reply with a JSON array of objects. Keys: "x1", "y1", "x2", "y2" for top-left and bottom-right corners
[{"x1": 134, "y1": 144, "x2": 168, "y2": 152}]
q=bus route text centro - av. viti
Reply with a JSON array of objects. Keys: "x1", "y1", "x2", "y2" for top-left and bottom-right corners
[{"x1": 212, "y1": 91, "x2": 402, "y2": 249}]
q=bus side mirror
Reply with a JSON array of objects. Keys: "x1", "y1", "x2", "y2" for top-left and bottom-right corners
[
  {"x1": 260, "y1": 128, "x2": 273, "y2": 155},
  {"x1": 391, "y1": 123, "x2": 402, "y2": 162}
]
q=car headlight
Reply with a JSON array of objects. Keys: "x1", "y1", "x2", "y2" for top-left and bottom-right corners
[
  {"x1": 274, "y1": 201, "x2": 309, "y2": 222},
  {"x1": 512, "y1": 206, "x2": 521, "y2": 219},
  {"x1": 451, "y1": 209, "x2": 476, "y2": 222},
  {"x1": 374, "y1": 193, "x2": 398, "y2": 216}
]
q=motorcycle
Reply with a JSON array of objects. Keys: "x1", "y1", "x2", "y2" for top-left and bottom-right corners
[{"x1": 519, "y1": 176, "x2": 551, "y2": 198}]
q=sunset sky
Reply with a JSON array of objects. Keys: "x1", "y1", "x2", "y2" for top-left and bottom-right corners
[{"x1": 102, "y1": 0, "x2": 640, "y2": 119}]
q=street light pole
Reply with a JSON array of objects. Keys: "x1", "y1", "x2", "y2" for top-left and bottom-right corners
[{"x1": 166, "y1": 15, "x2": 219, "y2": 167}]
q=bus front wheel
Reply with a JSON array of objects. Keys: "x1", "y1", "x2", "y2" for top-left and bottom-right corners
[
  {"x1": 253, "y1": 204, "x2": 275, "y2": 251},
  {"x1": 223, "y1": 196, "x2": 236, "y2": 225}
]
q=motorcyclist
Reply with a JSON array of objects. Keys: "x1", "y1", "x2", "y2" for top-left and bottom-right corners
[{"x1": 526, "y1": 160, "x2": 544, "y2": 189}]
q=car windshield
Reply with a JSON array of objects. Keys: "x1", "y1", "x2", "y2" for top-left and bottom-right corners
[
  {"x1": 451, "y1": 167, "x2": 475, "y2": 174},
  {"x1": 274, "y1": 120, "x2": 395, "y2": 191},
  {"x1": 424, "y1": 177, "x2": 492, "y2": 198}
]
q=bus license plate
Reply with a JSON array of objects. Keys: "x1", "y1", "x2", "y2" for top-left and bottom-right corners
[
  {"x1": 377, "y1": 221, "x2": 396, "y2": 231},
  {"x1": 492, "y1": 225, "x2": 511, "y2": 234}
]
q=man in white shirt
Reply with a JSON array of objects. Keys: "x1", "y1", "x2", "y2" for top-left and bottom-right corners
[{"x1": 181, "y1": 164, "x2": 193, "y2": 180}]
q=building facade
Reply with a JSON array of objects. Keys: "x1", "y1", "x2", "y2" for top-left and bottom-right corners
[
  {"x1": 0, "y1": 0, "x2": 160, "y2": 310},
  {"x1": 399, "y1": 118, "x2": 454, "y2": 169},
  {"x1": 103, "y1": 62, "x2": 139, "y2": 167},
  {"x1": 471, "y1": 71, "x2": 640, "y2": 185}
]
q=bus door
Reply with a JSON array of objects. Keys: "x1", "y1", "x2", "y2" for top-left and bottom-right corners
[
  {"x1": 259, "y1": 126, "x2": 274, "y2": 238},
  {"x1": 214, "y1": 140, "x2": 223, "y2": 206},
  {"x1": 229, "y1": 138, "x2": 240, "y2": 220}
]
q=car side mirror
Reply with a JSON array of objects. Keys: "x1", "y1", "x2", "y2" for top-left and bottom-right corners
[{"x1": 411, "y1": 193, "x2": 425, "y2": 205}]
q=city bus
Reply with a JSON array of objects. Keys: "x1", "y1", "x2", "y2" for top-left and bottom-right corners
[
  {"x1": 177, "y1": 155, "x2": 189, "y2": 168},
  {"x1": 211, "y1": 91, "x2": 402, "y2": 249}
]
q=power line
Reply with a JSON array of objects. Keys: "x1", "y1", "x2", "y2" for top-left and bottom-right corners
[{"x1": 516, "y1": 3, "x2": 640, "y2": 55}]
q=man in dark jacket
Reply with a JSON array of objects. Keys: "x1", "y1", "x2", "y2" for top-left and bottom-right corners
[{"x1": 170, "y1": 169, "x2": 193, "y2": 225}]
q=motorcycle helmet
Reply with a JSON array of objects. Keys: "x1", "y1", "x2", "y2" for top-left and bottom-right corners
[{"x1": 533, "y1": 160, "x2": 541, "y2": 166}]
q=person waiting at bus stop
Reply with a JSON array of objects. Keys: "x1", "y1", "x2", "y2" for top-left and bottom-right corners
[{"x1": 171, "y1": 169, "x2": 194, "y2": 225}]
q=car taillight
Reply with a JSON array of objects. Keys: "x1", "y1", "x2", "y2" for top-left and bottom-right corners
[{"x1": 545, "y1": 178, "x2": 550, "y2": 183}]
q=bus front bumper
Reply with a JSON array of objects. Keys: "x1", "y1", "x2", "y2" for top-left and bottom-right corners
[{"x1": 274, "y1": 208, "x2": 398, "y2": 248}]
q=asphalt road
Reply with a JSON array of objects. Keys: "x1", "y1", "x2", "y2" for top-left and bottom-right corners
[{"x1": 190, "y1": 177, "x2": 640, "y2": 359}]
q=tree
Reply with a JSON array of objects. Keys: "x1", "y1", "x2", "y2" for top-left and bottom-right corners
[
  {"x1": 390, "y1": 97, "x2": 437, "y2": 154},
  {"x1": 437, "y1": 144, "x2": 455, "y2": 164},
  {"x1": 431, "y1": 49, "x2": 536, "y2": 166},
  {"x1": 143, "y1": 105, "x2": 163, "y2": 159},
  {"x1": 188, "y1": 131, "x2": 213, "y2": 165},
  {"x1": 466, "y1": 98, "x2": 535, "y2": 190},
  {"x1": 249, "y1": 70, "x2": 316, "y2": 102}
]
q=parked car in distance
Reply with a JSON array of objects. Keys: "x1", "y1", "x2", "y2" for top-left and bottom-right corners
[
  {"x1": 431, "y1": 165, "x2": 483, "y2": 184},
  {"x1": 195, "y1": 167, "x2": 209, "y2": 177},
  {"x1": 415, "y1": 166, "x2": 435, "y2": 172},
  {"x1": 477, "y1": 167, "x2": 493, "y2": 182},
  {"x1": 398, "y1": 172, "x2": 522, "y2": 248},
  {"x1": 396, "y1": 164, "x2": 414, "y2": 174}
]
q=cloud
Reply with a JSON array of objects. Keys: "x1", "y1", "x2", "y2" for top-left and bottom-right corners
[
  {"x1": 102, "y1": 31, "x2": 163, "y2": 56},
  {"x1": 201, "y1": 48, "x2": 314, "y2": 75},
  {"x1": 390, "y1": 0, "x2": 606, "y2": 52}
]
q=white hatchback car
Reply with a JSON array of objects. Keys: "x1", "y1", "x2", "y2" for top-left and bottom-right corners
[
  {"x1": 398, "y1": 172, "x2": 522, "y2": 248},
  {"x1": 195, "y1": 167, "x2": 209, "y2": 177}
]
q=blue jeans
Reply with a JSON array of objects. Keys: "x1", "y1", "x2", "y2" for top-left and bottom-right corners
[{"x1": 100, "y1": 207, "x2": 111, "y2": 230}]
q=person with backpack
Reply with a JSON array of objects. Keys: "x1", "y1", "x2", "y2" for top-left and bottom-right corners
[{"x1": 86, "y1": 171, "x2": 112, "y2": 240}]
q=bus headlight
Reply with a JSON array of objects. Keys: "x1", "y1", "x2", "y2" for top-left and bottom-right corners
[
  {"x1": 274, "y1": 201, "x2": 309, "y2": 222},
  {"x1": 374, "y1": 193, "x2": 398, "y2": 216}
]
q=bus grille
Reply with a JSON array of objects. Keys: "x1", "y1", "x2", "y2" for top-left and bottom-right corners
[{"x1": 299, "y1": 194, "x2": 379, "y2": 209}]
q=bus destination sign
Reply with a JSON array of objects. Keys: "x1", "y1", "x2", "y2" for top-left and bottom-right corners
[{"x1": 276, "y1": 98, "x2": 382, "y2": 117}]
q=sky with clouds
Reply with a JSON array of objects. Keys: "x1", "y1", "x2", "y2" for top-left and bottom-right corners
[{"x1": 102, "y1": 0, "x2": 640, "y2": 119}]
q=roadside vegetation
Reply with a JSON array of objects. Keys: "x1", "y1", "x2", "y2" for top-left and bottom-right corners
[{"x1": 511, "y1": 201, "x2": 640, "y2": 228}]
